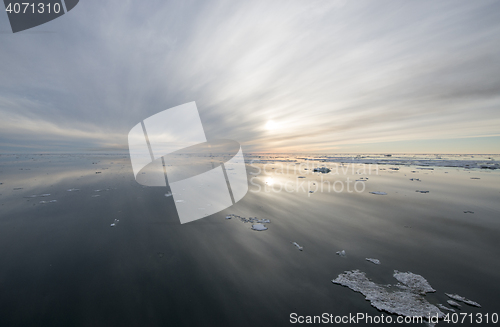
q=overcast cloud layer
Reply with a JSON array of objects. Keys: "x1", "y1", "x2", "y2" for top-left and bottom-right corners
[{"x1": 1, "y1": 0, "x2": 499, "y2": 153}]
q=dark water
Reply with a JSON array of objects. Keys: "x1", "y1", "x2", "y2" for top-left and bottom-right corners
[{"x1": 0, "y1": 154, "x2": 499, "y2": 326}]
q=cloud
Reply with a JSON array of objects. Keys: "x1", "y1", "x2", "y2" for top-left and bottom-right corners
[{"x1": 1, "y1": 0, "x2": 499, "y2": 153}]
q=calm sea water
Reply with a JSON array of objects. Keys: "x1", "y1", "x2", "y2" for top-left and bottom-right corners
[{"x1": 0, "y1": 154, "x2": 499, "y2": 326}]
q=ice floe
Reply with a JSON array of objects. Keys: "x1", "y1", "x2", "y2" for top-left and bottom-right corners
[
  {"x1": 370, "y1": 191, "x2": 387, "y2": 195},
  {"x1": 251, "y1": 223, "x2": 268, "y2": 231},
  {"x1": 291, "y1": 242, "x2": 303, "y2": 251},
  {"x1": 39, "y1": 200, "x2": 57, "y2": 204},
  {"x1": 313, "y1": 167, "x2": 331, "y2": 173},
  {"x1": 446, "y1": 300, "x2": 461, "y2": 308},
  {"x1": 67, "y1": 188, "x2": 80, "y2": 192},
  {"x1": 164, "y1": 192, "x2": 172, "y2": 197},
  {"x1": 110, "y1": 219, "x2": 119, "y2": 227},
  {"x1": 24, "y1": 194, "x2": 51, "y2": 198},
  {"x1": 366, "y1": 258, "x2": 380, "y2": 265},
  {"x1": 437, "y1": 303, "x2": 455, "y2": 312},
  {"x1": 416, "y1": 190, "x2": 430, "y2": 193},
  {"x1": 445, "y1": 293, "x2": 481, "y2": 307},
  {"x1": 332, "y1": 270, "x2": 444, "y2": 319},
  {"x1": 226, "y1": 214, "x2": 271, "y2": 231},
  {"x1": 393, "y1": 270, "x2": 436, "y2": 294},
  {"x1": 336, "y1": 250, "x2": 346, "y2": 257}
]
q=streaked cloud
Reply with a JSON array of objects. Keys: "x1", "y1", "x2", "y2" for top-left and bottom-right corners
[{"x1": 1, "y1": 0, "x2": 499, "y2": 153}]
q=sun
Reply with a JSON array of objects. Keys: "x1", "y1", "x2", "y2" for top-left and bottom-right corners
[{"x1": 265, "y1": 120, "x2": 278, "y2": 131}]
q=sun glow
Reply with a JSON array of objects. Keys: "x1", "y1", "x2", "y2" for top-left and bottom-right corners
[{"x1": 265, "y1": 120, "x2": 279, "y2": 131}]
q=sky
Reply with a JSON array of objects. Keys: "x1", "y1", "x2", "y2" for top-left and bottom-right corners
[{"x1": 0, "y1": 0, "x2": 499, "y2": 154}]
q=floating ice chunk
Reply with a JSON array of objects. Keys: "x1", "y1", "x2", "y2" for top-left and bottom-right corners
[
  {"x1": 24, "y1": 194, "x2": 51, "y2": 198},
  {"x1": 437, "y1": 303, "x2": 456, "y2": 312},
  {"x1": 110, "y1": 219, "x2": 119, "y2": 227},
  {"x1": 366, "y1": 258, "x2": 380, "y2": 265},
  {"x1": 463, "y1": 211, "x2": 474, "y2": 214},
  {"x1": 291, "y1": 242, "x2": 303, "y2": 251},
  {"x1": 370, "y1": 191, "x2": 387, "y2": 195},
  {"x1": 251, "y1": 223, "x2": 268, "y2": 231},
  {"x1": 446, "y1": 300, "x2": 461, "y2": 308},
  {"x1": 336, "y1": 250, "x2": 346, "y2": 256},
  {"x1": 416, "y1": 190, "x2": 430, "y2": 193},
  {"x1": 309, "y1": 191, "x2": 314, "y2": 193},
  {"x1": 393, "y1": 270, "x2": 436, "y2": 294},
  {"x1": 39, "y1": 200, "x2": 57, "y2": 204},
  {"x1": 94, "y1": 190, "x2": 101, "y2": 192},
  {"x1": 258, "y1": 219, "x2": 270, "y2": 223},
  {"x1": 67, "y1": 188, "x2": 80, "y2": 192},
  {"x1": 298, "y1": 176, "x2": 306, "y2": 178},
  {"x1": 313, "y1": 167, "x2": 331, "y2": 173},
  {"x1": 175, "y1": 200, "x2": 184, "y2": 203},
  {"x1": 164, "y1": 192, "x2": 172, "y2": 197},
  {"x1": 332, "y1": 270, "x2": 444, "y2": 319},
  {"x1": 445, "y1": 293, "x2": 481, "y2": 307}
]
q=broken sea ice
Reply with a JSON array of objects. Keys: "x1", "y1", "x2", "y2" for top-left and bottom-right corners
[
  {"x1": 445, "y1": 293, "x2": 481, "y2": 307},
  {"x1": 291, "y1": 242, "x2": 303, "y2": 251},
  {"x1": 251, "y1": 223, "x2": 268, "y2": 231},
  {"x1": 332, "y1": 270, "x2": 444, "y2": 319},
  {"x1": 369, "y1": 191, "x2": 387, "y2": 195},
  {"x1": 365, "y1": 258, "x2": 380, "y2": 265}
]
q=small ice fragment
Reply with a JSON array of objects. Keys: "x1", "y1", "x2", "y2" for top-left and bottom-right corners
[
  {"x1": 49, "y1": 200, "x2": 57, "y2": 203},
  {"x1": 309, "y1": 191, "x2": 314, "y2": 193},
  {"x1": 225, "y1": 215, "x2": 232, "y2": 219},
  {"x1": 298, "y1": 176, "x2": 306, "y2": 178},
  {"x1": 336, "y1": 250, "x2": 346, "y2": 256},
  {"x1": 463, "y1": 211, "x2": 474, "y2": 214},
  {"x1": 415, "y1": 190, "x2": 430, "y2": 193},
  {"x1": 313, "y1": 167, "x2": 331, "y2": 173},
  {"x1": 165, "y1": 192, "x2": 172, "y2": 197},
  {"x1": 447, "y1": 300, "x2": 461, "y2": 308},
  {"x1": 369, "y1": 191, "x2": 387, "y2": 195},
  {"x1": 258, "y1": 219, "x2": 270, "y2": 223},
  {"x1": 393, "y1": 270, "x2": 436, "y2": 294},
  {"x1": 24, "y1": 193, "x2": 51, "y2": 198},
  {"x1": 291, "y1": 242, "x2": 303, "y2": 251},
  {"x1": 67, "y1": 188, "x2": 80, "y2": 192},
  {"x1": 445, "y1": 293, "x2": 481, "y2": 307},
  {"x1": 366, "y1": 258, "x2": 380, "y2": 265},
  {"x1": 251, "y1": 223, "x2": 268, "y2": 231},
  {"x1": 110, "y1": 218, "x2": 119, "y2": 227},
  {"x1": 175, "y1": 200, "x2": 184, "y2": 203},
  {"x1": 94, "y1": 190, "x2": 101, "y2": 192},
  {"x1": 437, "y1": 303, "x2": 456, "y2": 312}
]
